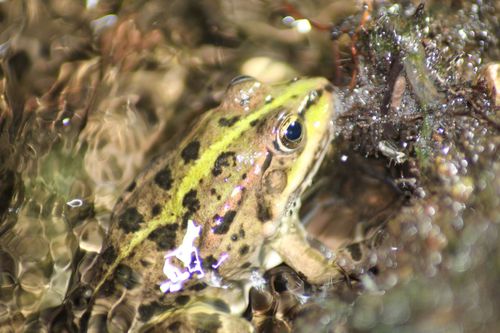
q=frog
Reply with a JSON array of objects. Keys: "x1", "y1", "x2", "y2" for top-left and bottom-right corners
[{"x1": 76, "y1": 76, "x2": 342, "y2": 332}]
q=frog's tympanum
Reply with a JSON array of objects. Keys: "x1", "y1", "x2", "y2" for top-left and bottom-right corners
[{"x1": 80, "y1": 76, "x2": 341, "y2": 332}]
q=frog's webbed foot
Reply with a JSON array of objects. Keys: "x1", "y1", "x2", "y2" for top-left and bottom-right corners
[
  {"x1": 141, "y1": 301, "x2": 254, "y2": 333},
  {"x1": 267, "y1": 215, "x2": 342, "y2": 285}
]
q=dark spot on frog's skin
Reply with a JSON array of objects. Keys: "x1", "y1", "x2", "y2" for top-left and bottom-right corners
[
  {"x1": 217, "y1": 195, "x2": 222, "y2": 200},
  {"x1": 250, "y1": 119, "x2": 259, "y2": 127},
  {"x1": 242, "y1": 173, "x2": 247, "y2": 180},
  {"x1": 181, "y1": 141, "x2": 200, "y2": 164},
  {"x1": 154, "y1": 167, "x2": 173, "y2": 191},
  {"x1": 202, "y1": 255, "x2": 217, "y2": 270},
  {"x1": 240, "y1": 262, "x2": 251, "y2": 269},
  {"x1": 115, "y1": 264, "x2": 139, "y2": 290},
  {"x1": 212, "y1": 151, "x2": 236, "y2": 177},
  {"x1": 192, "y1": 313, "x2": 222, "y2": 332},
  {"x1": 139, "y1": 259, "x2": 151, "y2": 268},
  {"x1": 231, "y1": 234, "x2": 238, "y2": 241},
  {"x1": 226, "y1": 245, "x2": 231, "y2": 251},
  {"x1": 148, "y1": 224, "x2": 178, "y2": 250},
  {"x1": 257, "y1": 201, "x2": 271, "y2": 223},
  {"x1": 188, "y1": 282, "x2": 208, "y2": 291},
  {"x1": 239, "y1": 245, "x2": 250, "y2": 256},
  {"x1": 101, "y1": 246, "x2": 117, "y2": 265},
  {"x1": 218, "y1": 116, "x2": 240, "y2": 127},
  {"x1": 175, "y1": 295, "x2": 190, "y2": 306},
  {"x1": 182, "y1": 189, "x2": 200, "y2": 213},
  {"x1": 239, "y1": 229, "x2": 245, "y2": 238},
  {"x1": 151, "y1": 204, "x2": 162, "y2": 216},
  {"x1": 181, "y1": 212, "x2": 191, "y2": 229},
  {"x1": 125, "y1": 181, "x2": 136, "y2": 192},
  {"x1": 210, "y1": 188, "x2": 217, "y2": 196},
  {"x1": 118, "y1": 207, "x2": 144, "y2": 233},
  {"x1": 213, "y1": 210, "x2": 237, "y2": 234}
]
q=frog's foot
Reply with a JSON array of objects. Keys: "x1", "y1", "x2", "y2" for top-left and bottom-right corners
[
  {"x1": 267, "y1": 217, "x2": 343, "y2": 285},
  {"x1": 142, "y1": 301, "x2": 254, "y2": 333}
]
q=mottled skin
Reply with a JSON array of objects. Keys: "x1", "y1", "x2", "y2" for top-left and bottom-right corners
[{"x1": 82, "y1": 77, "x2": 341, "y2": 332}]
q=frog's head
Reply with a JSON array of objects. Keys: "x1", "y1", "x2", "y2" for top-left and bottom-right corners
[
  {"x1": 215, "y1": 76, "x2": 339, "y2": 229},
  {"x1": 164, "y1": 76, "x2": 339, "y2": 274}
]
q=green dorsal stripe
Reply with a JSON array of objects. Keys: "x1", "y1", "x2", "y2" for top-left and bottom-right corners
[{"x1": 95, "y1": 79, "x2": 321, "y2": 293}]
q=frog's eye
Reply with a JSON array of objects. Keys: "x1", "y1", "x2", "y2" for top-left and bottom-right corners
[
  {"x1": 277, "y1": 116, "x2": 304, "y2": 152},
  {"x1": 227, "y1": 75, "x2": 256, "y2": 88}
]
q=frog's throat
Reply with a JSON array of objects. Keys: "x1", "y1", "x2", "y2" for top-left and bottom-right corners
[{"x1": 94, "y1": 79, "x2": 329, "y2": 294}]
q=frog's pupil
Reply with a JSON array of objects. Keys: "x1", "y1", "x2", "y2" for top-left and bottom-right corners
[{"x1": 285, "y1": 121, "x2": 302, "y2": 141}]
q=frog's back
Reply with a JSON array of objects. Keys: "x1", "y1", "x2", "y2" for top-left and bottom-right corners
[{"x1": 94, "y1": 77, "x2": 305, "y2": 294}]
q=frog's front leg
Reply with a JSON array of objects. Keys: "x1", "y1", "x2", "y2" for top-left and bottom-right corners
[{"x1": 265, "y1": 212, "x2": 342, "y2": 285}]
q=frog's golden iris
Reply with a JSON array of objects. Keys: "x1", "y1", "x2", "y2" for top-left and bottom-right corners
[{"x1": 277, "y1": 115, "x2": 304, "y2": 151}]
